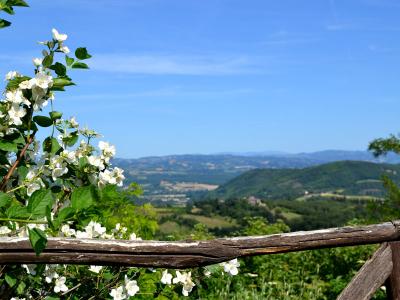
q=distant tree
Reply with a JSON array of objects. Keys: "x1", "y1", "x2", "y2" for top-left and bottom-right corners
[{"x1": 368, "y1": 134, "x2": 400, "y2": 220}]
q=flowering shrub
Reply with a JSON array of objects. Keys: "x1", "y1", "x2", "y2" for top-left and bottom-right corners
[{"x1": 0, "y1": 25, "x2": 240, "y2": 298}]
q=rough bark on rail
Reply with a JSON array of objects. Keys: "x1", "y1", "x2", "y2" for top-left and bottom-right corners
[{"x1": 0, "y1": 221, "x2": 398, "y2": 268}]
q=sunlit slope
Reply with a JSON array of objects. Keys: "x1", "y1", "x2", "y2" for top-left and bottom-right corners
[{"x1": 210, "y1": 161, "x2": 400, "y2": 200}]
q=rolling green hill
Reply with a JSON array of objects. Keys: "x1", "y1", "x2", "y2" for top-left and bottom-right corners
[{"x1": 210, "y1": 160, "x2": 400, "y2": 200}]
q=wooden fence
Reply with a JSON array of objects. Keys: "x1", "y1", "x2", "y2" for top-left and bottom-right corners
[{"x1": 1, "y1": 221, "x2": 399, "y2": 299}]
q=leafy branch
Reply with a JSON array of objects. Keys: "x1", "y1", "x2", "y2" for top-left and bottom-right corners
[{"x1": 0, "y1": 0, "x2": 29, "y2": 29}]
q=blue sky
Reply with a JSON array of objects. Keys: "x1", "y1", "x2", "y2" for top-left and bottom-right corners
[{"x1": 1, "y1": 0, "x2": 400, "y2": 158}]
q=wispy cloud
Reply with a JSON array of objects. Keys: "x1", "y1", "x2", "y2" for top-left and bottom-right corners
[{"x1": 91, "y1": 54, "x2": 259, "y2": 76}]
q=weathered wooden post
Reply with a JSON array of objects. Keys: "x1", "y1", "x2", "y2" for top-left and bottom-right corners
[{"x1": 386, "y1": 242, "x2": 400, "y2": 300}]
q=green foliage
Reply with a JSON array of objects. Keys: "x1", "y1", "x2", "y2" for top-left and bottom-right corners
[
  {"x1": 191, "y1": 218, "x2": 383, "y2": 300},
  {"x1": 71, "y1": 185, "x2": 97, "y2": 210},
  {"x1": 0, "y1": 0, "x2": 29, "y2": 28},
  {"x1": 33, "y1": 115, "x2": 53, "y2": 127},
  {"x1": 27, "y1": 189, "x2": 54, "y2": 218},
  {"x1": 28, "y1": 227, "x2": 47, "y2": 255},
  {"x1": 211, "y1": 160, "x2": 396, "y2": 200},
  {"x1": 369, "y1": 134, "x2": 400, "y2": 157}
]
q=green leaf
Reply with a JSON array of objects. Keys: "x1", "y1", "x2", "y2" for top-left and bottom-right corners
[
  {"x1": 6, "y1": 75, "x2": 30, "y2": 90},
  {"x1": 49, "y1": 111, "x2": 62, "y2": 120},
  {"x1": 65, "y1": 55, "x2": 74, "y2": 66},
  {"x1": 28, "y1": 227, "x2": 47, "y2": 255},
  {"x1": 8, "y1": 0, "x2": 29, "y2": 7},
  {"x1": 45, "y1": 205, "x2": 53, "y2": 230},
  {"x1": 0, "y1": 192, "x2": 12, "y2": 208},
  {"x1": 45, "y1": 297, "x2": 60, "y2": 300},
  {"x1": 17, "y1": 165, "x2": 28, "y2": 180},
  {"x1": 33, "y1": 115, "x2": 53, "y2": 127},
  {"x1": 0, "y1": 18, "x2": 11, "y2": 28},
  {"x1": 71, "y1": 62, "x2": 89, "y2": 69},
  {"x1": 49, "y1": 62, "x2": 67, "y2": 77},
  {"x1": 12, "y1": 134, "x2": 25, "y2": 145},
  {"x1": 16, "y1": 281, "x2": 26, "y2": 295},
  {"x1": 5, "y1": 274, "x2": 16, "y2": 287},
  {"x1": 43, "y1": 137, "x2": 61, "y2": 154},
  {"x1": 52, "y1": 77, "x2": 75, "y2": 90},
  {"x1": 42, "y1": 54, "x2": 54, "y2": 68},
  {"x1": 53, "y1": 207, "x2": 75, "y2": 228},
  {"x1": 27, "y1": 189, "x2": 54, "y2": 218},
  {"x1": 71, "y1": 185, "x2": 97, "y2": 210},
  {"x1": 79, "y1": 156, "x2": 88, "y2": 169},
  {"x1": 0, "y1": 140, "x2": 18, "y2": 152},
  {"x1": 75, "y1": 47, "x2": 92, "y2": 60},
  {"x1": 64, "y1": 131, "x2": 79, "y2": 147},
  {"x1": 6, "y1": 204, "x2": 29, "y2": 218},
  {"x1": 1, "y1": 5, "x2": 14, "y2": 15},
  {"x1": 0, "y1": 153, "x2": 9, "y2": 165}
]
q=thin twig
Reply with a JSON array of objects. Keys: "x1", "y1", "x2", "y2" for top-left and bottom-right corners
[
  {"x1": 62, "y1": 283, "x2": 82, "y2": 296},
  {"x1": 0, "y1": 131, "x2": 36, "y2": 192}
]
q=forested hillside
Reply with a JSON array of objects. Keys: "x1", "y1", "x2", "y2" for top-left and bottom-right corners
[{"x1": 210, "y1": 160, "x2": 400, "y2": 200}]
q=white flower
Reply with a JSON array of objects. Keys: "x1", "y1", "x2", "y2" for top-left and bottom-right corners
[
  {"x1": 99, "y1": 141, "x2": 116, "y2": 161},
  {"x1": 5, "y1": 90, "x2": 30, "y2": 106},
  {"x1": 8, "y1": 104, "x2": 27, "y2": 126},
  {"x1": 27, "y1": 223, "x2": 47, "y2": 232},
  {"x1": 98, "y1": 169, "x2": 112, "y2": 187},
  {"x1": 0, "y1": 226, "x2": 11, "y2": 235},
  {"x1": 69, "y1": 117, "x2": 79, "y2": 128},
  {"x1": 44, "y1": 265, "x2": 59, "y2": 283},
  {"x1": 112, "y1": 167, "x2": 125, "y2": 186},
  {"x1": 54, "y1": 276, "x2": 68, "y2": 293},
  {"x1": 31, "y1": 72, "x2": 53, "y2": 90},
  {"x1": 61, "y1": 150, "x2": 77, "y2": 164},
  {"x1": 25, "y1": 169, "x2": 45, "y2": 196},
  {"x1": 19, "y1": 80, "x2": 32, "y2": 90},
  {"x1": 5, "y1": 70, "x2": 21, "y2": 81},
  {"x1": 182, "y1": 280, "x2": 195, "y2": 296},
  {"x1": 60, "y1": 45, "x2": 70, "y2": 54},
  {"x1": 51, "y1": 166, "x2": 68, "y2": 181},
  {"x1": 87, "y1": 155, "x2": 105, "y2": 170},
  {"x1": 11, "y1": 298, "x2": 25, "y2": 300},
  {"x1": 110, "y1": 286, "x2": 126, "y2": 300},
  {"x1": 22, "y1": 264, "x2": 37, "y2": 275},
  {"x1": 75, "y1": 230, "x2": 91, "y2": 239},
  {"x1": 61, "y1": 224, "x2": 76, "y2": 237},
  {"x1": 27, "y1": 181, "x2": 43, "y2": 196},
  {"x1": 125, "y1": 275, "x2": 139, "y2": 297},
  {"x1": 52, "y1": 28, "x2": 68, "y2": 42},
  {"x1": 129, "y1": 232, "x2": 142, "y2": 241},
  {"x1": 173, "y1": 271, "x2": 185, "y2": 284},
  {"x1": 161, "y1": 270, "x2": 172, "y2": 285},
  {"x1": 49, "y1": 155, "x2": 69, "y2": 180},
  {"x1": 173, "y1": 271, "x2": 195, "y2": 296},
  {"x1": 89, "y1": 265, "x2": 103, "y2": 273},
  {"x1": 33, "y1": 57, "x2": 43, "y2": 66},
  {"x1": 220, "y1": 258, "x2": 240, "y2": 276},
  {"x1": 84, "y1": 221, "x2": 106, "y2": 238}
]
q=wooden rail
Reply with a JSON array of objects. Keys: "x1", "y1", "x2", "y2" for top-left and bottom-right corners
[
  {"x1": 0, "y1": 221, "x2": 399, "y2": 299},
  {"x1": 0, "y1": 221, "x2": 398, "y2": 268}
]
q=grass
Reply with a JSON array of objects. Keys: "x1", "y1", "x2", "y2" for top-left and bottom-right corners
[{"x1": 181, "y1": 214, "x2": 236, "y2": 228}]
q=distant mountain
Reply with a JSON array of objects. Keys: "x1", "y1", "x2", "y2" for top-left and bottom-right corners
[
  {"x1": 209, "y1": 161, "x2": 400, "y2": 200},
  {"x1": 112, "y1": 151, "x2": 400, "y2": 204},
  {"x1": 216, "y1": 150, "x2": 400, "y2": 163}
]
